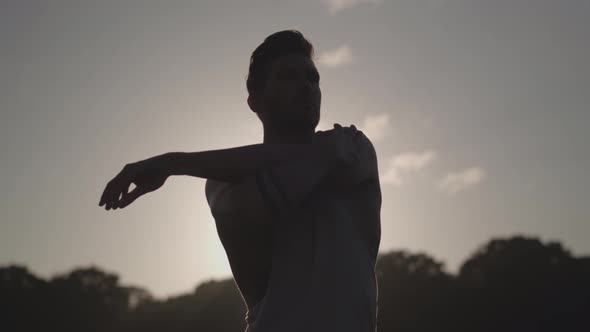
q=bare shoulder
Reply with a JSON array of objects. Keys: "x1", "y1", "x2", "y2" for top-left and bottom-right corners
[
  {"x1": 356, "y1": 131, "x2": 380, "y2": 184},
  {"x1": 357, "y1": 130, "x2": 376, "y2": 154},
  {"x1": 353, "y1": 130, "x2": 378, "y2": 171}
]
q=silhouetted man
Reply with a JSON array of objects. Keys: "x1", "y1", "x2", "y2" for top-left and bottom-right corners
[{"x1": 99, "y1": 30, "x2": 381, "y2": 332}]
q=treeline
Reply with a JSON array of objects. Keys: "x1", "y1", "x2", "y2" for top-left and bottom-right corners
[{"x1": 2, "y1": 235, "x2": 589, "y2": 332}]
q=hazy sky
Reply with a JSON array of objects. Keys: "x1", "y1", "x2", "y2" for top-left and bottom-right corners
[{"x1": 2, "y1": 0, "x2": 589, "y2": 298}]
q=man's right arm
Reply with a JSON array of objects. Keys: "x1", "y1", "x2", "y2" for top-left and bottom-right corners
[
  {"x1": 169, "y1": 140, "x2": 344, "y2": 212},
  {"x1": 202, "y1": 143, "x2": 340, "y2": 228},
  {"x1": 173, "y1": 125, "x2": 370, "y2": 221},
  {"x1": 166, "y1": 142, "x2": 338, "y2": 183}
]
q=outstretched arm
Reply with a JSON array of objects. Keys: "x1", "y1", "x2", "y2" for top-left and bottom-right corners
[
  {"x1": 99, "y1": 124, "x2": 360, "y2": 211},
  {"x1": 174, "y1": 124, "x2": 372, "y2": 211},
  {"x1": 166, "y1": 141, "x2": 337, "y2": 184},
  {"x1": 204, "y1": 142, "x2": 338, "y2": 224}
]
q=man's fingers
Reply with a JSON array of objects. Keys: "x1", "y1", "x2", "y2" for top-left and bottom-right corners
[
  {"x1": 119, "y1": 191, "x2": 133, "y2": 209},
  {"x1": 113, "y1": 184, "x2": 130, "y2": 210},
  {"x1": 333, "y1": 123, "x2": 358, "y2": 133},
  {"x1": 99, "y1": 180, "x2": 114, "y2": 207},
  {"x1": 350, "y1": 124, "x2": 363, "y2": 140},
  {"x1": 112, "y1": 190, "x2": 119, "y2": 209},
  {"x1": 119, "y1": 186, "x2": 145, "y2": 209},
  {"x1": 109, "y1": 189, "x2": 118, "y2": 210},
  {"x1": 104, "y1": 182, "x2": 116, "y2": 210},
  {"x1": 111, "y1": 181, "x2": 123, "y2": 209},
  {"x1": 100, "y1": 177, "x2": 119, "y2": 209},
  {"x1": 104, "y1": 178, "x2": 123, "y2": 210}
]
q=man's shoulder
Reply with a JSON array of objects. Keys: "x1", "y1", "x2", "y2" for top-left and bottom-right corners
[{"x1": 357, "y1": 131, "x2": 376, "y2": 157}]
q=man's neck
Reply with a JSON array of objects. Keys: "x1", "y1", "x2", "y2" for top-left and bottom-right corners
[{"x1": 263, "y1": 128, "x2": 315, "y2": 145}]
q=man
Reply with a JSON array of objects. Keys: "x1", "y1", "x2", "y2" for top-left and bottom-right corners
[{"x1": 98, "y1": 30, "x2": 381, "y2": 332}]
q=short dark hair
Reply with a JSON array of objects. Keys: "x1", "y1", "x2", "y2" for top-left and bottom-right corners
[{"x1": 246, "y1": 30, "x2": 315, "y2": 95}]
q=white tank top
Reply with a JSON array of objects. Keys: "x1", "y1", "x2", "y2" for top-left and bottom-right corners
[{"x1": 244, "y1": 169, "x2": 380, "y2": 332}]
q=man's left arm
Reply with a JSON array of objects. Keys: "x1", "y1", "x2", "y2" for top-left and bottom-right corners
[
  {"x1": 320, "y1": 131, "x2": 379, "y2": 190},
  {"x1": 261, "y1": 130, "x2": 379, "y2": 211}
]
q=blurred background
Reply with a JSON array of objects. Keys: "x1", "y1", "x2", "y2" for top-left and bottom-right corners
[{"x1": 1, "y1": 0, "x2": 589, "y2": 331}]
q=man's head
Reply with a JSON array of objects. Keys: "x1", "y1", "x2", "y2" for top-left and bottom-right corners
[{"x1": 247, "y1": 30, "x2": 321, "y2": 135}]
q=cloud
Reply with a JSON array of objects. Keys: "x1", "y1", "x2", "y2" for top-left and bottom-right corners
[
  {"x1": 392, "y1": 150, "x2": 438, "y2": 171},
  {"x1": 322, "y1": 0, "x2": 382, "y2": 14},
  {"x1": 437, "y1": 167, "x2": 486, "y2": 194},
  {"x1": 316, "y1": 45, "x2": 353, "y2": 68},
  {"x1": 359, "y1": 112, "x2": 390, "y2": 143},
  {"x1": 381, "y1": 150, "x2": 438, "y2": 186},
  {"x1": 381, "y1": 166, "x2": 403, "y2": 186}
]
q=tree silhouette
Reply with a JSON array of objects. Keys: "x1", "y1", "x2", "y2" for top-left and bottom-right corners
[
  {"x1": 457, "y1": 235, "x2": 589, "y2": 332},
  {"x1": 375, "y1": 251, "x2": 455, "y2": 331},
  {"x1": 2, "y1": 235, "x2": 589, "y2": 332},
  {"x1": 45, "y1": 266, "x2": 131, "y2": 332},
  {"x1": 121, "y1": 278, "x2": 245, "y2": 332},
  {"x1": 0, "y1": 265, "x2": 48, "y2": 331}
]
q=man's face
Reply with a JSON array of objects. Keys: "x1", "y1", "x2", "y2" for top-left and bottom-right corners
[{"x1": 256, "y1": 54, "x2": 322, "y2": 132}]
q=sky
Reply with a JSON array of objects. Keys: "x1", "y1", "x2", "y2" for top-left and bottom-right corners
[{"x1": 1, "y1": 0, "x2": 589, "y2": 298}]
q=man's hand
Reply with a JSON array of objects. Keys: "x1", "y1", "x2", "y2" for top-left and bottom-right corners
[
  {"x1": 314, "y1": 123, "x2": 375, "y2": 189},
  {"x1": 314, "y1": 123, "x2": 363, "y2": 166},
  {"x1": 98, "y1": 153, "x2": 172, "y2": 210}
]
